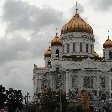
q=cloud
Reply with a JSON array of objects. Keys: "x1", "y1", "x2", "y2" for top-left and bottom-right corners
[
  {"x1": 0, "y1": 34, "x2": 46, "y2": 95},
  {"x1": 94, "y1": 34, "x2": 102, "y2": 56},
  {"x1": 0, "y1": 0, "x2": 66, "y2": 97},
  {"x1": 3, "y1": 0, "x2": 64, "y2": 32},
  {"x1": 90, "y1": 0, "x2": 112, "y2": 11}
]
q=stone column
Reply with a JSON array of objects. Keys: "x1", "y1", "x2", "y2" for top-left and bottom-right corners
[
  {"x1": 66, "y1": 70, "x2": 69, "y2": 94},
  {"x1": 69, "y1": 71, "x2": 72, "y2": 90},
  {"x1": 97, "y1": 72, "x2": 100, "y2": 96},
  {"x1": 78, "y1": 71, "x2": 84, "y2": 91}
]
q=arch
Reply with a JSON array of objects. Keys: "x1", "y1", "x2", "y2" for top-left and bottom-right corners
[
  {"x1": 55, "y1": 49, "x2": 59, "y2": 57},
  {"x1": 86, "y1": 44, "x2": 88, "y2": 53},
  {"x1": 90, "y1": 44, "x2": 92, "y2": 54},
  {"x1": 67, "y1": 44, "x2": 70, "y2": 53},
  {"x1": 80, "y1": 43, "x2": 82, "y2": 52},
  {"x1": 109, "y1": 51, "x2": 112, "y2": 59},
  {"x1": 48, "y1": 60, "x2": 51, "y2": 66}
]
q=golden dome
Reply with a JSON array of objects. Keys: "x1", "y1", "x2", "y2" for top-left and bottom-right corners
[
  {"x1": 51, "y1": 34, "x2": 62, "y2": 46},
  {"x1": 61, "y1": 12, "x2": 93, "y2": 34},
  {"x1": 44, "y1": 46, "x2": 51, "y2": 57},
  {"x1": 103, "y1": 37, "x2": 112, "y2": 48},
  {"x1": 93, "y1": 51, "x2": 99, "y2": 58}
]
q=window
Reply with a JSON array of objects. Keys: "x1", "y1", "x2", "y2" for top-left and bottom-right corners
[
  {"x1": 80, "y1": 43, "x2": 82, "y2": 52},
  {"x1": 100, "y1": 76, "x2": 106, "y2": 88},
  {"x1": 56, "y1": 49, "x2": 59, "y2": 57},
  {"x1": 83, "y1": 76, "x2": 93, "y2": 88},
  {"x1": 73, "y1": 43, "x2": 76, "y2": 52},
  {"x1": 67, "y1": 44, "x2": 69, "y2": 53},
  {"x1": 111, "y1": 79, "x2": 112, "y2": 90},
  {"x1": 91, "y1": 45, "x2": 92, "y2": 53},
  {"x1": 48, "y1": 60, "x2": 51, "y2": 66},
  {"x1": 86, "y1": 44, "x2": 88, "y2": 53},
  {"x1": 109, "y1": 51, "x2": 112, "y2": 59}
]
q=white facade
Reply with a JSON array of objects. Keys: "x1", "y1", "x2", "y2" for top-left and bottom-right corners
[{"x1": 33, "y1": 7, "x2": 112, "y2": 98}]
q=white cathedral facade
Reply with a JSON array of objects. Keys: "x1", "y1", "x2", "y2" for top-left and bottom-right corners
[{"x1": 33, "y1": 4, "x2": 112, "y2": 98}]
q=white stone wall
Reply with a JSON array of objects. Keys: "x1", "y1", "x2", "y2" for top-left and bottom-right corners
[
  {"x1": 103, "y1": 47, "x2": 112, "y2": 60},
  {"x1": 33, "y1": 30, "x2": 112, "y2": 98},
  {"x1": 51, "y1": 45, "x2": 62, "y2": 60}
]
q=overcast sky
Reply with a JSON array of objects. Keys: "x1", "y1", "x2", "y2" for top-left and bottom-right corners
[{"x1": 0, "y1": 0, "x2": 112, "y2": 98}]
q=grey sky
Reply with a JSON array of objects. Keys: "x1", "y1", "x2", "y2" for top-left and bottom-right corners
[{"x1": 90, "y1": 0, "x2": 112, "y2": 11}]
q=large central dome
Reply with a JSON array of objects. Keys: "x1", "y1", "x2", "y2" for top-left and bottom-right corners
[{"x1": 61, "y1": 12, "x2": 93, "y2": 34}]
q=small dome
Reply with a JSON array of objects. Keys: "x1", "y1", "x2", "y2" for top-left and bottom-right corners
[
  {"x1": 44, "y1": 46, "x2": 51, "y2": 57},
  {"x1": 61, "y1": 12, "x2": 93, "y2": 34},
  {"x1": 93, "y1": 51, "x2": 99, "y2": 58},
  {"x1": 103, "y1": 37, "x2": 112, "y2": 48},
  {"x1": 51, "y1": 35, "x2": 62, "y2": 46}
]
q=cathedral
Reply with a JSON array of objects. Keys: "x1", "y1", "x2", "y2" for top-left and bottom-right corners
[{"x1": 33, "y1": 3, "x2": 112, "y2": 98}]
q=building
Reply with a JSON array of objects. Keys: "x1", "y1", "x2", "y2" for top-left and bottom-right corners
[{"x1": 33, "y1": 3, "x2": 112, "y2": 98}]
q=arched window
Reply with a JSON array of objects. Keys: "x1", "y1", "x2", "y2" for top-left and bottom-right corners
[
  {"x1": 109, "y1": 51, "x2": 112, "y2": 59},
  {"x1": 80, "y1": 43, "x2": 82, "y2": 52},
  {"x1": 48, "y1": 60, "x2": 51, "y2": 66},
  {"x1": 67, "y1": 44, "x2": 69, "y2": 53},
  {"x1": 86, "y1": 44, "x2": 88, "y2": 53},
  {"x1": 91, "y1": 45, "x2": 92, "y2": 53},
  {"x1": 73, "y1": 43, "x2": 75, "y2": 52},
  {"x1": 56, "y1": 49, "x2": 59, "y2": 57}
]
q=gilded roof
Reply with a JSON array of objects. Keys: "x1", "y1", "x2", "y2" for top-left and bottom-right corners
[
  {"x1": 51, "y1": 35, "x2": 62, "y2": 46},
  {"x1": 61, "y1": 12, "x2": 93, "y2": 34},
  {"x1": 44, "y1": 46, "x2": 51, "y2": 57},
  {"x1": 103, "y1": 37, "x2": 112, "y2": 48}
]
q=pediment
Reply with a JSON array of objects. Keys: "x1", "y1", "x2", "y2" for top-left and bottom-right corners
[
  {"x1": 81, "y1": 59, "x2": 97, "y2": 69},
  {"x1": 66, "y1": 62, "x2": 80, "y2": 70}
]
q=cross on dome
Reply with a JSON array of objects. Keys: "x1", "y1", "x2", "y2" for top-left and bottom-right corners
[
  {"x1": 76, "y1": 1, "x2": 78, "y2": 13},
  {"x1": 108, "y1": 30, "x2": 110, "y2": 39},
  {"x1": 56, "y1": 28, "x2": 58, "y2": 36}
]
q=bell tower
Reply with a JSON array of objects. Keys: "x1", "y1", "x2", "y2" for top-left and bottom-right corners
[
  {"x1": 103, "y1": 34, "x2": 112, "y2": 61},
  {"x1": 51, "y1": 33, "x2": 62, "y2": 60},
  {"x1": 44, "y1": 46, "x2": 51, "y2": 67}
]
